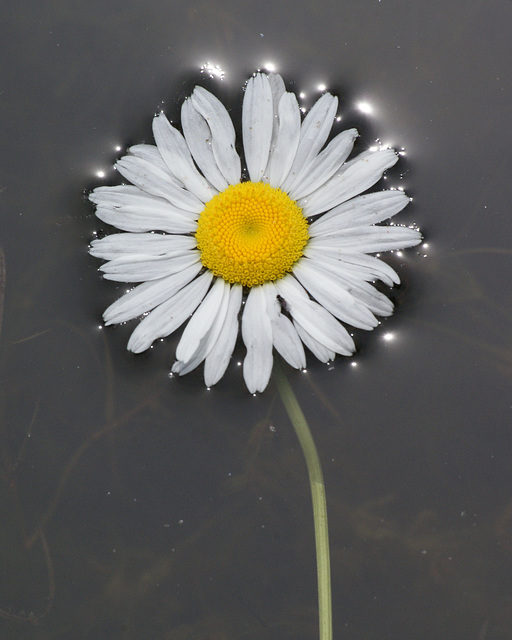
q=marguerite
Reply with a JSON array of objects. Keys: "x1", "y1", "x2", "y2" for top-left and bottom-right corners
[{"x1": 89, "y1": 73, "x2": 421, "y2": 393}]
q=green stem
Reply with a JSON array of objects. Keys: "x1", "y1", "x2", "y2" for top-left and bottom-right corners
[{"x1": 273, "y1": 361, "x2": 332, "y2": 640}]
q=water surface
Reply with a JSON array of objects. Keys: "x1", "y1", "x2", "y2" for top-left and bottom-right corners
[{"x1": 1, "y1": 1, "x2": 512, "y2": 638}]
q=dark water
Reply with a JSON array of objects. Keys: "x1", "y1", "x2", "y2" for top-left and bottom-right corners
[{"x1": 1, "y1": 1, "x2": 512, "y2": 638}]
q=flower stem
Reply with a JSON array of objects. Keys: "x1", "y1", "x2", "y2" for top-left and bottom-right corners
[{"x1": 273, "y1": 361, "x2": 332, "y2": 640}]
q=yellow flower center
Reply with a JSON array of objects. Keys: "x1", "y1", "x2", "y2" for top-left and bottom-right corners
[{"x1": 195, "y1": 182, "x2": 309, "y2": 287}]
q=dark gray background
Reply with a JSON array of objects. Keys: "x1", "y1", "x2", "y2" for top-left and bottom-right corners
[{"x1": 1, "y1": 1, "x2": 511, "y2": 638}]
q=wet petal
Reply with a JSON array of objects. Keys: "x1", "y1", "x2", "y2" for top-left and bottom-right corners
[
  {"x1": 300, "y1": 148, "x2": 399, "y2": 216},
  {"x1": 181, "y1": 98, "x2": 229, "y2": 192},
  {"x1": 266, "y1": 92, "x2": 301, "y2": 188},
  {"x1": 90, "y1": 233, "x2": 196, "y2": 260},
  {"x1": 175, "y1": 277, "x2": 229, "y2": 364},
  {"x1": 152, "y1": 112, "x2": 216, "y2": 202},
  {"x1": 310, "y1": 258, "x2": 394, "y2": 317},
  {"x1": 116, "y1": 155, "x2": 204, "y2": 213},
  {"x1": 287, "y1": 128, "x2": 358, "y2": 200},
  {"x1": 266, "y1": 73, "x2": 286, "y2": 150},
  {"x1": 263, "y1": 282, "x2": 306, "y2": 369},
  {"x1": 190, "y1": 86, "x2": 241, "y2": 185},
  {"x1": 267, "y1": 73, "x2": 286, "y2": 110},
  {"x1": 127, "y1": 271, "x2": 213, "y2": 353},
  {"x1": 293, "y1": 321, "x2": 335, "y2": 363},
  {"x1": 95, "y1": 207, "x2": 196, "y2": 234},
  {"x1": 204, "y1": 284, "x2": 243, "y2": 386},
  {"x1": 282, "y1": 93, "x2": 338, "y2": 191},
  {"x1": 100, "y1": 251, "x2": 200, "y2": 282},
  {"x1": 309, "y1": 190, "x2": 410, "y2": 235},
  {"x1": 303, "y1": 246, "x2": 400, "y2": 287},
  {"x1": 102, "y1": 262, "x2": 202, "y2": 325},
  {"x1": 308, "y1": 225, "x2": 422, "y2": 254},
  {"x1": 172, "y1": 278, "x2": 231, "y2": 376},
  {"x1": 293, "y1": 259, "x2": 378, "y2": 330},
  {"x1": 242, "y1": 286, "x2": 273, "y2": 393},
  {"x1": 243, "y1": 73, "x2": 274, "y2": 182},
  {"x1": 128, "y1": 144, "x2": 170, "y2": 172},
  {"x1": 90, "y1": 185, "x2": 197, "y2": 234},
  {"x1": 275, "y1": 276, "x2": 355, "y2": 356}
]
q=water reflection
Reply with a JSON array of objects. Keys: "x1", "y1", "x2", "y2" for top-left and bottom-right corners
[{"x1": 2, "y1": 0, "x2": 512, "y2": 637}]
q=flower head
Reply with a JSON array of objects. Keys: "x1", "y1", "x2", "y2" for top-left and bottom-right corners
[{"x1": 89, "y1": 73, "x2": 421, "y2": 393}]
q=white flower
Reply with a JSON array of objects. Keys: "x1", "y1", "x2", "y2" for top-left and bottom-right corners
[{"x1": 89, "y1": 73, "x2": 421, "y2": 393}]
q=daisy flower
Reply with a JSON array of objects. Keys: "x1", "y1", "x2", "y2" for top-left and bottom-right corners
[{"x1": 89, "y1": 72, "x2": 421, "y2": 393}]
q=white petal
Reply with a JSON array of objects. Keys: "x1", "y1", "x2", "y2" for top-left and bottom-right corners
[
  {"x1": 261, "y1": 74, "x2": 287, "y2": 180},
  {"x1": 309, "y1": 190, "x2": 410, "y2": 236},
  {"x1": 90, "y1": 233, "x2": 196, "y2": 260},
  {"x1": 241, "y1": 286, "x2": 273, "y2": 393},
  {"x1": 90, "y1": 184, "x2": 141, "y2": 205},
  {"x1": 267, "y1": 73, "x2": 286, "y2": 106},
  {"x1": 172, "y1": 279, "x2": 231, "y2": 377},
  {"x1": 243, "y1": 73, "x2": 273, "y2": 182},
  {"x1": 175, "y1": 277, "x2": 229, "y2": 364},
  {"x1": 281, "y1": 93, "x2": 338, "y2": 191},
  {"x1": 190, "y1": 86, "x2": 241, "y2": 185},
  {"x1": 127, "y1": 271, "x2": 213, "y2": 353},
  {"x1": 275, "y1": 276, "x2": 355, "y2": 355},
  {"x1": 103, "y1": 262, "x2": 202, "y2": 325},
  {"x1": 308, "y1": 225, "x2": 422, "y2": 254},
  {"x1": 345, "y1": 279, "x2": 394, "y2": 317},
  {"x1": 91, "y1": 184, "x2": 199, "y2": 233},
  {"x1": 204, "y1": 284, "x2": 243, "y2": 386},
  {"x1": 293, "y1": 259, "x2": 378, "y2": 329},
  {"x1": 100, "y1": 251, "x2": 200, "y2": 282},
  {"x1": 300, "y1": 148, "x2": 399, "y2": 216},
  {"x1": 266, "y1": 92, "x2": 301, "y2": 188},
  {"x1": 310, "y1": 258, "x2": 394, "y2": 317},
  {"x1": 95, "y1": 206, "x2": 197, "y2": 235},
  {"x1": 127, "y1": 144, "x2": 170, "y2": 172},
  {"x1": 287, "y1": 128, "x2": 358, "y2": 200},
  {"x1": 91, "y1": 184, "x2": 195, "y2": 217},
  {"x1": 263, "y1": 282, "x2": 306, "y2": 369},
  {"x1": 303, "y1": 246, "x2": 400, "y2": 286},
  {"x1": 91, "y1": 184, "x2": 197, "y2": 233},
  {"x1": 293, "y1": 321, "x2": 335, "y2": 363},
  {"x1": 152, "y1": 113, "x2": 216, "y2": 202},
  {"x1": 181, "y1": 98, "x2": 229, "y2": 192},
  {"x1": 116, "y1": 151, "x2": 179, "y2": 188},
  {"x1": 115, "y1": 155, "x2": 204, "y2": 214},
  {"x1": 266, "y1": 73, "x2": 286, "y2": 147}
]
